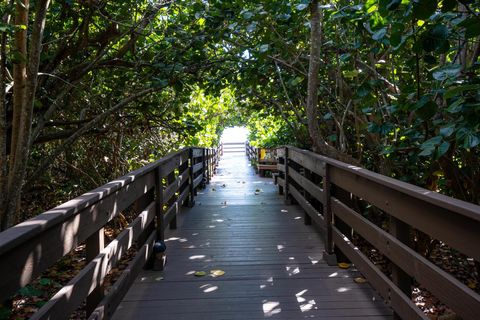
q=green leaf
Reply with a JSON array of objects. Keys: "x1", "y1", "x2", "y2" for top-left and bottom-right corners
[
  {"x1": 439, "y1": 125, "x2": 455, "y2": 137},
  {"x1": 323, "y1": 112, "x2": 333, "y2": 120},
  {"x1": 259, "y1": 44, "x2": 269, "y2": 53},
  {"x1": 412, "y1": 0, "x2": 438, "y2": 20},
  {"x1": 39, "y1": 278, "x2": 52, "y2": 286},
  {"x1": 446, "y1": 98, "x2": 464, "y2": 113},
  {"x1": 372, "y1": 28, "x2": 387, "y2": 41},
  {"x1": 436, "y1": 141, "x2": 450, "y2": 157},
  {"x1": 432, "y1": 64, "x2": 462, "y2": 81},
  {"x1": 419, "y1": 136, "x2": 442, "y2": 156},
  {"x1": 444, "y1": 84, "x2": 480, "y2": 99},
  {"x1": 242, "y1": 11, "x2": 253, "y2": 19},
  {"x1": 296, "y1": 3, "x2": 308, "y2": 11},
  {"x1": 464, "y1": 134, "x2": 480, "y2": 148},
  {"x1": 19, "y1": 285, "x2": 43, "y2": 297}
]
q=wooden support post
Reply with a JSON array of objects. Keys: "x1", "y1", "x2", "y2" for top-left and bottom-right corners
[
  {"x1": 278, "y1": 151, "x2": 284, "y2": 195},
  {"x1": 284, "y1": 147, "x2": 291, "y2": 204},
  {"x1": 322, "y1": 162, "x2": 336, "y2": 265},
  {"x1": 86, "y1": 228, "x2": 105, "y2": 316},
  {"x1": 206, "y1": 149, "x2": 211, "y2": 184},
  {"x1": 390, "y1": 216, "x2": 412, "y2": 319},
  {"x1": 167, "y1": 170, "x2": 177, "y2": 230},
  {"x1": 187, "y1": 148, "x2": 195, "y2": 207},
  {"x1": 201, "y1": 148, "x2": 206, "y2": 188},
  {"x1": 153, "y1": 167, "x2": 166, "y2": 270},
  {"x1": 134, "y1": 189, "x2": 155, "y2": 269}
]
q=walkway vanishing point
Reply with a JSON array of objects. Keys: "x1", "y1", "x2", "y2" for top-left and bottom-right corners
[{"x1": 112, "y1": 146, "x2": 392, "y2": 319}]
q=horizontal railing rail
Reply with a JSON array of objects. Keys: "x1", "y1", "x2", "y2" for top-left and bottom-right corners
[
  {"x1": 0, "y1": 146, "x2": 221, "y2": 320},
  {"x1": 276, "y1": 145, "x2": 480, "y2": 320}
]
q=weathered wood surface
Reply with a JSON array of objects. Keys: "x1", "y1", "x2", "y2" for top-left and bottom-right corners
[{"x1": 113, "y1": 152, "x2": 392, "y2": 319}]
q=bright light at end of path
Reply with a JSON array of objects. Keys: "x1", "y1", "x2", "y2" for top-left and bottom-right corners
[{"x1": 221, "y1": 126, "x2": 249, "y2": 143}]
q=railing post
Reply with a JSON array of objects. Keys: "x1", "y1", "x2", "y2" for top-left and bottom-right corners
[
  {"x1": 283, "y1": 147, "x2": 290, "y2": 204},
  {"x1": 153, "y1": 166, "x2": 166, "y2": 270},
  {"x1": 134, "y1": 189, "x2": 155, "y2": 269},
  {"x1": 322, "y1": 162, "x2": 336, "y2": 265},
  {"x1": 201, "y1": 148, "x2": 206, "y2": 188},
  {"x1": 390, "y1": 216, "x2": 412, "y2": 319},
  {"x1": 86, "y1": 228, "x2": 105, "y2": 316},
  {"x1": 206, "y1": 149, "x2": 211, "y2": 185},
  {"x1": 187, "y1": 148, "x2": 195, "y2": 207},
  {"x1": 167, "y1": 170, "x2": 177, "y2": 230}
]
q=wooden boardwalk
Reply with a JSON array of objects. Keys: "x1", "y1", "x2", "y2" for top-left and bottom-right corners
[{"x1": 112, "y1": 151, "x2": 393, "y2": 319}]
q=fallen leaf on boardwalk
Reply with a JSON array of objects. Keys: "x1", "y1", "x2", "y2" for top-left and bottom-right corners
[
  {"x1": 222, "y1": 184, "x2": 226, "y2": 187},
  {"x1": 210, "y1": 269, "x2": 225, "y2": 277},
  {"x1": 338, "y1": 262, "x2": 351, "y2": 269},
  {"x1": 194, "y1": 271, "x2": 207, "y2": 277},
  {"x1": 212, "y1": 188, "x2": 216, "y2": 191},
  {"x1": 354, "y1": 277, "x2": 367, "y2": 284},
  {"x1": 467, "y1": 281, "x2": 476, "y2": 289},
  {"x1": 255, "y1": 188, "x2": 261, "y2": 192}
]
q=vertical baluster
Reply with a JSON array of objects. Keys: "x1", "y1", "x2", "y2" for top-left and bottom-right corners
[
  {"x1": 86, "y1": 228, "x2": 104, "y2": 316},
  {"x1": 153, "y1": 166, "x2": 166, "y2": 270},
  {"x1": 390, "y1": 216, "x2": 412, "y2": 319},
  {"x1": 322, "y1": 162, "x2": 336, "y2": 265},
  {"x1": 188, "y1": 148, "x2": 195, "y2": 207},
  {"x1": 284, "y1": 147, "x2": 290, "y2": 203}
]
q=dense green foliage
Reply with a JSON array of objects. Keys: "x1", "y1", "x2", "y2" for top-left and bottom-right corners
[{"x1": 1, "y1": 0, "x2": 479, "y2": 223}]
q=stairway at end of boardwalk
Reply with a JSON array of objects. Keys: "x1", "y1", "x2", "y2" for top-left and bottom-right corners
[{"x1": 113, "y1": 151, "x2": 393, "y2": 320}]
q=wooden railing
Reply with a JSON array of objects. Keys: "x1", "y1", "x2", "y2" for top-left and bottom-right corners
[
  {"x1": 245, "y1": 143, "x2": 278, "y2": 176},
  {"x1": 276, "y1": 146, "x2": 480, "y2": 320},
  {"x1": 0, "y1": 146, "x2": 221, "y2": 320}
]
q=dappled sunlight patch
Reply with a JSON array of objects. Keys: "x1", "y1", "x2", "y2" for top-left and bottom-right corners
[
  {"x1": 286, "y1": 266, "x2": 300, "y2": 276},
  {"x1": 199, "y1": 284, "x2": 218, "y2": 293},
  {"x1": 281, "y1": 209, "x2": 288, "y2": 213},
  {"x1": 308, "y1": 256, "x2": 319, "y2": 265},
  {"x1": 277, "y1": 245, "x2": 284, "y2": 252},
  {"x1": 189, "y1": 255, "x2": 206, "y2": 260},
  {"x1": 300, "y1": 299, "x2": 316, "y2": 312},
  {"x1": 336, "y1": 287, "x2": 350, "y2": 293},
  {"x1": 262, "y1": 300, "x2": 281, "y2": 317},
  {"x1": 328, "y1": 272, "x2": 338, "y2": 278}
]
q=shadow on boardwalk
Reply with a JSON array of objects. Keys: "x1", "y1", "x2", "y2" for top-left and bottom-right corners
[{"x1": 113, "y1": 151, "x2": 392, "y2": 319}]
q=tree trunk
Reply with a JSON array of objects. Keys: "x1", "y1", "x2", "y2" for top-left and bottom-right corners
[
  {"x1": 306, "y1": 0, "x2": 323, "y2": 153},
  {"x1": 305, "y1": 0, "x2": 359, "y2": 165},
  {"x1": 0, "y1": 1, "x2": 14, "y2": 230},
  {"x1": 2, "y1": 0, "x2": 51, "y2": 229}
]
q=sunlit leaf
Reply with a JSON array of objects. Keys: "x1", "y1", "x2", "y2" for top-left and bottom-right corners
[
  {"x1": 210, "y1": 269, "x2": 225, "y2": 277},
  {"x1": 338, "y1": 262, "x2": 351, "y2": 269}
]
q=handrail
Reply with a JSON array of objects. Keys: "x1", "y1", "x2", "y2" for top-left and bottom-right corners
[
  {"x1": 276, "y1": 145, "x2": 480, "y2": 320},
  {"x1": 0, "y1": 145, "x2": 221, "y2": 319}
]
